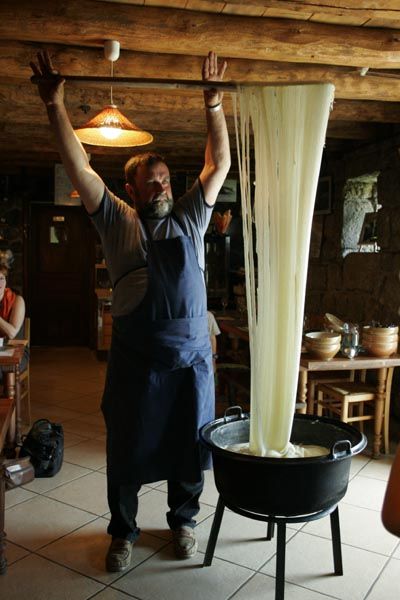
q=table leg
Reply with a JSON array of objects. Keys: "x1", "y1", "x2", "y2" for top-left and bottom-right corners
[
  {"x1": 4, "y1": 368, "x2": 21, "y2": 446},
  {"x1": 297, "y1": 369, "x2": 309, "y2": 413},
  {"x1": 373, "y1": 368, "x2": 386, "y2": 459},
  {"x1": 297, "y1": 370, "x2": 308, "y2": 414}
]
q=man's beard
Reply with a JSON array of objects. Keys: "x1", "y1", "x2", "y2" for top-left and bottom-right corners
[{"x1": 139, "y1": 194, "x2": 173, "y2": 219}]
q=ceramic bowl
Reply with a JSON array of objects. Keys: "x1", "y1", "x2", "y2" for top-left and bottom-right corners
[
  {"x1": 305, "y1": 342, "x2": 341, "y2": 361},
  {"x1": 305, "y1": 331, "x2": 341, "y2": 345},
  {"x1": 362, "y1": 325, "x2": 399, "y2": 337},
  {"x1": 324, "y1": 313, "x2": 345, "y2": 333},
  {"x1": 363, "y1": 340, "x2": 398, "y2": 358}
]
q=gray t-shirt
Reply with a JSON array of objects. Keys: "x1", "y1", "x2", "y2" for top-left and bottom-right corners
[{"x1": 91, "y1": 179, "x2": 213, "y2": 316}]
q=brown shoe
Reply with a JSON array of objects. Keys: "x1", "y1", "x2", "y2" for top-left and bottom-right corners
[
  {"x1": 106, "y1": 538, "x2": 133, "y2": 572},
  {"x1": 172, "y1": 526, "x2": 198, "y2": 559}
]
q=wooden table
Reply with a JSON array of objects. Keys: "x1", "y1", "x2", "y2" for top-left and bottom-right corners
[
  {"x1": 300, "y1": 354, "x2": 400, "y2": 457},
  {"x1": 217, "y1": 317, "x2": 400, "y2": 455},
  {"x1": 0, "y1": 342, "x2": 27, "y2": 447}
]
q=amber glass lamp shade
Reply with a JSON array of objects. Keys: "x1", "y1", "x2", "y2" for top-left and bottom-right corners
[{"x1": 75, "y1": 104, "x2": 153, "y2": 147}]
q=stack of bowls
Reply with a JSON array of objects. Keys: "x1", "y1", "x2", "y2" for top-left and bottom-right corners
[
  {"x1": 304, "y1": 331, "x2": 341, "y2": 360},
  {"x1": 362, "y1": 326, "x2": 399, "y2": 358}
]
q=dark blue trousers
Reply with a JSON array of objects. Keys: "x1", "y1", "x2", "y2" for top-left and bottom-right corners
[{"x1": 107, "y1": 474, "x2": 204, "y2": 541}]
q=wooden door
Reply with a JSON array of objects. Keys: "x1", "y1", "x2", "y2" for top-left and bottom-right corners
[{"x1": 29, "y1": 204, "x2": 94, "y2": 345}]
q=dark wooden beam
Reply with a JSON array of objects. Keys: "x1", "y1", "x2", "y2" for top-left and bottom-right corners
[{"x1": 1, "y1": 1, "x2": 400, "y2": 69}]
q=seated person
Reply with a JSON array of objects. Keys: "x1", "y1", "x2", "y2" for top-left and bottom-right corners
[
  {"x1": 207, "y1": 310, "x2": 221, "y2": 373},
  {"x1": 0, "y1": 266, "x2": 28, "y2": 378}
]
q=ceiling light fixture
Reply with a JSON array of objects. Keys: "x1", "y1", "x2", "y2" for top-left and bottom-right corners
[{"x1": 74, "y1": 41, "x2": 153, "y2": 148}]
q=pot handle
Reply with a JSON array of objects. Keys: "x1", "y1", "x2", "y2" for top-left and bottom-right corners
[
  {"x1": 223, "y1": 405, "x2": 246, "y2": 423},
  {"x1": 330, "y1": 439, "x2": 352, "y2": 459}
]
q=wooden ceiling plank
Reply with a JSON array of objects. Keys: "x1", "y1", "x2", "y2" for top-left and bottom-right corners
[
  {"x1": 98, "y1": 0, "x2": 400, "y2": 23},
  {"x1": 1, "y1": 1, "x2": 400, "y2": 69},
  {"x1": 222, "y1": 4, "x2": 266, "y2": 17},
  {"x1": 309, "y1": 14, "x2": 369, "y2": 26}
]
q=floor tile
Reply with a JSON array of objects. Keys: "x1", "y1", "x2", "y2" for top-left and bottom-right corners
[
  {"x1": 112, "y1": 549, "x2": 254, "y2": 600},
  {"x1": 55, "y1": 379, "x2": 105, "y2": 396},
  {"x1": 23, "y1": 461, "x2": 92, "y2": 494},
  {"x1": 55, "y1": 392, "x2": 102, "y2": 414},
  {"x1": 0, "y1": 554, "x2": 103, "y2": 600},
  {"x1": 6, "y1": 495, "x2": 96, "y2": 550},
  {"x1": 367, "y1": 557, "x2": 400, "y2": 599},
  {"x1": 230, "y1": 571, "x2": 338, "y2": 599},
  {"x1": 63, "y1": 438, "x2": 106, "y2": 469},
  {"x1": 73, "y1": 412, "x2": 106, "y2": 430},
  {"x1": 2, "y1": 541, "x2": 30, "y2": 566},
  {"x1": 348, "y1": 453, "x2": 371, "y2": 478},
  {"x1": 135, "y1": 488, "x2": 215, "y2": 540},
  {"x1": 90, "y1": 589, "x2": 137, "y2": 600},
  {"x1": 5, "y1": 485, "x2": 36, "y2": 509},
  {"x1": 261, "y1": 531, "x2": 387, "y2": 600},
  {"x1": 356, "y1": 455, "x2": 394, "y2": 481},
  {"x1": 63, "y1": 419, "x2": 106, "y2": 438},
  {"x1": 302, "y1": 502, "x2": 399, "y2": 556},
  {"x1": 39, "y1": 517, "x2": 167, "y2": 584},
  {"x1": 196, "y1": 509, "x2": 297, "y2": 570},
  {"x1": 393, "y1": 541, "x2": 400, "y2": 559},
  {"x1": 64, "y1": 430, "x2": 91, "y2": 448},
  {"x1": 343, "y1": 475, "x2": 388, "y2": 511},
  {"x1": 29, "y1": 404, "x2": 86, "y2": 423},
  {"x1": 46, "y1": 471, "x2": 108, "y2": 516}
]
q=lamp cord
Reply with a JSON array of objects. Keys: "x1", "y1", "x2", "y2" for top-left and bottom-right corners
[{"x1": 110, "y1": 61, "x2": 114, "y2": 105}]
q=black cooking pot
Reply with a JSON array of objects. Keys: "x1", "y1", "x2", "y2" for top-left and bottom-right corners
[{"x1": 200, "y1": 410, "x2": 367, "y2": 517}]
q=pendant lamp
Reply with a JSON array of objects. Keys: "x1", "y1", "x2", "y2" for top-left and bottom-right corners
[{"x1": 75, "y1": 41, "x2": 153, "y2": 148}]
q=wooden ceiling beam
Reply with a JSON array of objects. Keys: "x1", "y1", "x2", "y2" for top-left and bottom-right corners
[
  {"x1": 1, "y1": 1, "x2": 400, "y2": 69},
  {"x1": 2, "y1": 41, "x2": 400, "y2": 102},
  {"x1": 3, "y1": 82, "x2": 400, "y2": 130}
]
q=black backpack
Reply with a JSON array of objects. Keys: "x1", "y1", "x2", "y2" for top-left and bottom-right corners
[{"x1": 20, "y1": 419, "x2": 64, "y2": 477}]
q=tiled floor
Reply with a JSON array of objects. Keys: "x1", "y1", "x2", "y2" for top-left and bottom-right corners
[{"x1": 1, "y1": 346, "x2": 400, "y2": 600}]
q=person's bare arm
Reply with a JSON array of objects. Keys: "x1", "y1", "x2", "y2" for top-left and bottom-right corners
[
  {"x1": 0, "y1": 295, "x2": 25, "y2": 339},
  {"x1": 199, "y1": 51, "x2": 231, "y2": 207},
  {"x1": 30, "y1": 51, "x2": 104, "y2": 214},
  {"x1": 382, "y1": 444, "x2": 400, "y2": 537}
]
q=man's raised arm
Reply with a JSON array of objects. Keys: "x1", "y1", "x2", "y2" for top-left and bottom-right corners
[
  {"x1": 30, "y1": 51, "x2": 104, "y2": 214},
  {"x1": 199, "y1": 51, "x2": 231, "y2": 207}
]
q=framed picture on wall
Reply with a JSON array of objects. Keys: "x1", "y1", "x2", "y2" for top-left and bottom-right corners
[{"x1": 314, "y1": 176, "x2": 332, "y2": 215}]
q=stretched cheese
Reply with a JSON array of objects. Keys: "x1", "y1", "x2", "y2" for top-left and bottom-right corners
[{"x1": 233, "y1": 84, "x2": 334, "y2": 457}]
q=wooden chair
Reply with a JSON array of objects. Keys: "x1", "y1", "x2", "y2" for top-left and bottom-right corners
[
  {"x1": 306, "y1": 370, "x2": 355, "y2": 414},
  {"x1": 19, "y1": 318, "x2": 30, "y2": 426},
  {"x1": 316, "y1": 369, "x2": 394, "y2": 454}
]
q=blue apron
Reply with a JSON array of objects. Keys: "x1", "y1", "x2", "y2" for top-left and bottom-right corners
[{"x1": 102, "y1": 213, "x2": 214, "y2": 485}]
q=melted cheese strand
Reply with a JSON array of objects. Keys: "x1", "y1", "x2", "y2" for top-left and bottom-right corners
[{"x1": 233, "y1": 84, "x2": 334, "y2": 457}]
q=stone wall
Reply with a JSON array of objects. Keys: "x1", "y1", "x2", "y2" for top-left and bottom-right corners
[{"x1": 305, "y1": 134, "x2": 400, "y2": 327}]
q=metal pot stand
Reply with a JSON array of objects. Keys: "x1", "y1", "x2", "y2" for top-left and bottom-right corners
[{"x1": 203, "y1": 497, "x2": 343, "y2": 600}]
